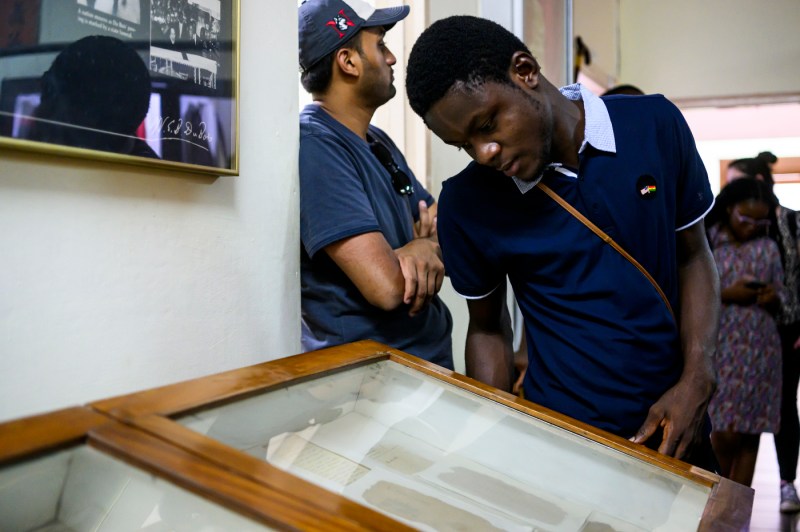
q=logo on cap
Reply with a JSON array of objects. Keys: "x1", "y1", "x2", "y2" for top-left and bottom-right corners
[
  {"x1": 636, "y1": 174, "x2": 658, "y2": 200},
  {"x1": 327, "y1": 9, "x2": 355, "y2": 38}
]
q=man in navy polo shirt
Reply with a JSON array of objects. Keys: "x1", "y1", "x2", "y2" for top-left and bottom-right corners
[
  {"x1": 406, "y1": 16, "x2": 720, "y2": 469},
  {"x1": 297, "y1": 0, "x2": 453, "y2": 368}
]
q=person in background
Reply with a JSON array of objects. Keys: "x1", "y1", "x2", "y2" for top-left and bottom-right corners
[
  {"x1": 167, "y1": 24, "x2": 179, "y2": 50},
  {"x1": 405, "y1": 15, "x2": 720, "y2": 470},
  {"x1": 297, "y1": 0, "x2": 453, "y2": 368},
  {"x1": 705, "y1": 177, "x2": 786, "y2": 487},
  {"x1": 28, "y1": 35, "x2": 156, "y2": 158},
  {"x1": 759, "y1": 150, "x2": 779, "y2": 173},
  {"x1": 726, "y1": 156, "x2": 764, "y2": 184},
  {"x1": 728, "y1": 153, "x2": 800, "y2": 510},
  {"x1": 601, "y1": 84, "x2": 645, "y2": 96}
]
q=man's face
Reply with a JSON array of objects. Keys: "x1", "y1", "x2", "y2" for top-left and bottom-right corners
[
  {"x1": 424, "y1": 80, "x2": 553, "y2": 182},
  {"x1": 355, "y1": 27, "x2": 398, "y2": 107}
]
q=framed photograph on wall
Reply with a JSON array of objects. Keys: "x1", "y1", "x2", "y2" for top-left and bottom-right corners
[{"x1": 0, "y1": 0, "x2": 240, "y2": 176}]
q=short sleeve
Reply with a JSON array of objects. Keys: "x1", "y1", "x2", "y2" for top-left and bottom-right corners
[
  {"x1": 300, "y1": 132, "x2": 381, "y2": 258},
  {"x1": 437, "y1": 173, "x2": 505, "y2": 298},
  {"x1": 663, "y1": 100, "x2": 714, "y2": 230}
]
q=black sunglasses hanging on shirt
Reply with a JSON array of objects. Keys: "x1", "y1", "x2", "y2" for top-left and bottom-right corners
[{"x1": 367, "y1": 134, "x2": 414, "y2": 196}]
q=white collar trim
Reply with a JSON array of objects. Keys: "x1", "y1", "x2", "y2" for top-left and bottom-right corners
[{"x1": 511, "y1": 83, "x2": 615, "y2": 194}]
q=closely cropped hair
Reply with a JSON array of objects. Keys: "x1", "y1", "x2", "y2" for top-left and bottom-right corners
[
  {"x1": 601, "y1": 84, "x2": 645, "y2": 96},
  {"x1": 300, "y1": 32, "x2": 364, "y2": 95},
  {"x1": 300, "y1": 54, "x2": 333, "y2": 94},
  {"x1": 406, "y1": 15, "x2": 530, "y2": 118},
  {"x1": 705, "y1": 177, "x2": 777, "y2": 230},
  {"x1": 29, "y1": 35, "x2": 150, "y2": 151}
]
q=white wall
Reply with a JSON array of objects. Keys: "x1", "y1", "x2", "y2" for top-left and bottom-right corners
[
  {"x1": 0, "y1": 0, "x2": 300, "y2": 422},
  {"x1": 619, "y1": 0, "x2": 800, "y2": 101},
  {"x1": 574, "y1": 0, "x2": 800, "y2": 102},
  {"x1": 573, "y1": 0, "x2": 617, "y2": 87}
]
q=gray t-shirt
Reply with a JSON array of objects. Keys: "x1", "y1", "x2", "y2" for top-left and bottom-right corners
[{"x1": 299, "y1": 104, "x2": 453, "y2": 369}]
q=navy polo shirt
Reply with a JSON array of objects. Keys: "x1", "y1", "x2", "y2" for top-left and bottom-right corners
[{"x1": 436, "y1": 94, "x2": 712, "y2": 436}]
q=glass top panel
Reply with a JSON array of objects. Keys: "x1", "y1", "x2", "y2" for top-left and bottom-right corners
[
  {"x1": 0, "y1": 444, "x2": 272, "y2": 532},
  {"x1": 177, "y1": 360, "x2": 712, "y2": 532}
]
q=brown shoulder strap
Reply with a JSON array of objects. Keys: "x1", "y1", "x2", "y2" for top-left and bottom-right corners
[{"x1": 537, "y1": 182, "x2": 675, "y2": 322}]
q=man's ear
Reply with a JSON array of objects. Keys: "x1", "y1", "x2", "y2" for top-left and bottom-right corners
[
  {"x1": 510, "y1": 51, "x2": 540, "y2": 89},
  {"x1": 334, "y1": 46, "x2": 361, "y2": 78}
]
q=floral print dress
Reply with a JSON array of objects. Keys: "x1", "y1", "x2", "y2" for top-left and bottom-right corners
[{"x1": 709, "y1": 225, "x2": 786, "y2": 434}]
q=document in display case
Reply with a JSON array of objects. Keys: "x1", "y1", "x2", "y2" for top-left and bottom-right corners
[{"x1": 92, "y1": 340, "x2": 753, "y2": 531}]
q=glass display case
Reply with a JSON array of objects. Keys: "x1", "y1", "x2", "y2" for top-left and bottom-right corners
[
  {"x1": 0, "y1": 406, "x2": 371, "y2": 531},
  {"x1": 91, "y1": 340, "x2": 753, "y2": 531}
]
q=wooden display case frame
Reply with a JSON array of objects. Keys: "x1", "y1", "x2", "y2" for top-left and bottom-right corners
[
  {"x1": 0, "y1": 406, "x2": 400, "y2": 531},
  {"x1": 89, "y1": 340, "x2": 753, "y2": 531}
]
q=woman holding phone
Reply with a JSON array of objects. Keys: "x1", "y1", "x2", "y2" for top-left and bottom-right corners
[
  {"x1": 728, "y1": 153, "x2": 800, "y2": 510},
  {"x1": 705, "y1": 177, "x2": 786, "y2": 487}
]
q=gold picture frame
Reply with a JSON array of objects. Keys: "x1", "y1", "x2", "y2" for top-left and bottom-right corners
[{"x1": 0, "y1": 0, "x2": 240, "y2": 176}]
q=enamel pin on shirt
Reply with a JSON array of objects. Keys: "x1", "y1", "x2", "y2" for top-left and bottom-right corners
[{"x1": 637, "y1": 174, "x2": 658, "y2": 200}]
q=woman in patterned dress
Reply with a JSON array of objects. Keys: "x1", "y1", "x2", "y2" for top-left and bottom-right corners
[
  {"x1": 728, "y1": 152, "x2": 800, "y2": 510},
  {"x1": 706, "y1": 177, "x2": 786, "y2": 487}
]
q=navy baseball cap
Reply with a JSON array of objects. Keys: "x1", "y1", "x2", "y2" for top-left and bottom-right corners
[{"x1": 299, "y1": 0, "x2": 410, "y2": 71}]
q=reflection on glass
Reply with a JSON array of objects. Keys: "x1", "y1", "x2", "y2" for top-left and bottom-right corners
[
  {"x1": 25, "y1": 35, "x2": 158, "y2": 158},
  {"x1": 0, "y1": 0, "x2": 235, "y2": 173},
  {"x1": 0, "y1": 444, "x2": 272, "y2": 531},
  {"x1": 78, "y1": 0, "x2": 142, "y2": 25},
  {"x1": 177, "y1": 361, "x2": 712, "y2": 531}
]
